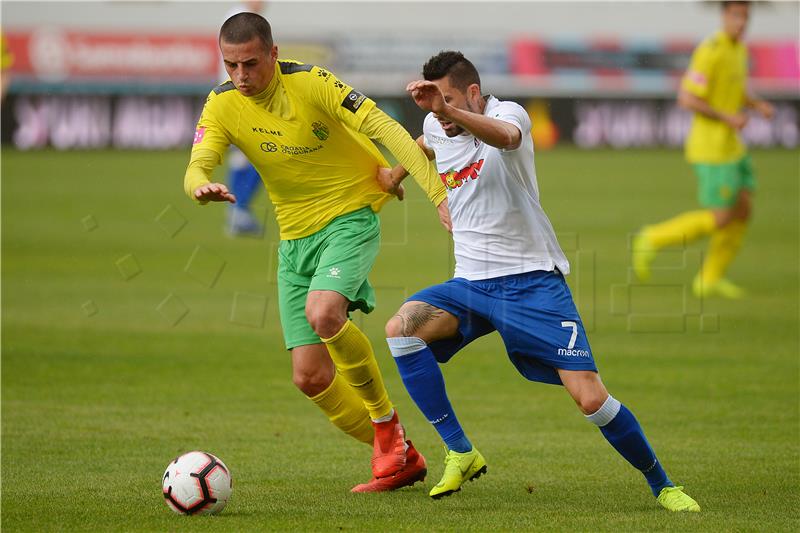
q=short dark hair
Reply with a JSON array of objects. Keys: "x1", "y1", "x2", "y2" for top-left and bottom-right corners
[
  {"x1": 422, "y1": 51, "x2": 481, "y2": 91},
  {"x1": 721, "y1": 0, "x2": 750, "y2": 11},
  {"x1": 219, "y1": 12, "x2": 273, "y2": 50}
]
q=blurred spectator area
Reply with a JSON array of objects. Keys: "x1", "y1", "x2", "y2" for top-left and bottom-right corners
[{"x1": 2, "y1": 1, "x2": 798, "y2": 149}]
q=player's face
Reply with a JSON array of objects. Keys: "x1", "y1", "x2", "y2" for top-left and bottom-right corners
[
  {"x1": 432, "y1": 76, "x2": 482, "y2": 137},
  {"x1": 722, "y1": 3, "x2": 749, "y2": 40},
  {"x1": 220, "y1": 37, "x2": 278, "y2": 97}
]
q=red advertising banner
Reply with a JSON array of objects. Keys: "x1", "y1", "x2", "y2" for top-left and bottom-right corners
[{"x1": 5, "y1": 30, "x2": 219, "y2": 81}]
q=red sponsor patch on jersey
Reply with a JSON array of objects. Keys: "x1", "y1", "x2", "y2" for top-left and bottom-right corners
[
  {"x1": 193, "y1": 127, "x2": 206, "y2": 145},
  {"x1": 686, "y1": 70, "x2": 707, "y2": 86},
  {"x1": 440, "y1": 159, "x2": 484, "y2": 190}
]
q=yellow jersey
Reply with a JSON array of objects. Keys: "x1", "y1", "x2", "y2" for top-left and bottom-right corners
[
  {"x1": 193, "y1": 60, "x2": 395, "y2": 240},
  {"x1": 1, "y1": 34, "x2": 13, "y2": 70},
  {"x1": 681, "y1": 30, "x2": 748, "y2": 164}
]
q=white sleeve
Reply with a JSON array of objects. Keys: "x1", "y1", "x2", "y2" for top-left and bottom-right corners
[
  {"x1": 493, "y1": 101, "x2": 531, "y2": 135},
  {"x1": 491, "y1": 101, "x2": 531, "y2": 153}
]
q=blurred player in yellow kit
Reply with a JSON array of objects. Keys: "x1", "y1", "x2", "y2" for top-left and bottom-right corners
[
  {"x1": 184, "y1": 12, "x2": 449, "y2": 492},
  {"x1": 1, "y1": 32, "x2": 13, "y2": 102},
  {"x1": 633, "y1": 1, "x2": 774, "y2": 298}
]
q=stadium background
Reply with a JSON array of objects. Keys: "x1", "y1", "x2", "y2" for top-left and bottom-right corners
[{"x1": 2, "y1": 1, "x2": 798, "y2": 532}]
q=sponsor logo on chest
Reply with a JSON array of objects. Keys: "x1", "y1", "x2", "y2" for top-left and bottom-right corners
[
  {"x1": 252, "y1": 127, "x2": 283, "y2": 136},
  {"x1": 439, "y1": 159, "x2": 484, "y2": 191}
]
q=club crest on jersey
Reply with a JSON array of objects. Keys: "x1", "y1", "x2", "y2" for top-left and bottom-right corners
[
  {"x1": 311, "y1": 121, "x2": 330, "y2": 141},
  {"x1": 440, "y1": 159, "x2": 484, "y2": 191}
]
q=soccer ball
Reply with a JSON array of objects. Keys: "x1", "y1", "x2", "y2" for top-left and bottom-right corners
[{"x1": 162, "y1": 451, "x2": 232, "y2": 515}]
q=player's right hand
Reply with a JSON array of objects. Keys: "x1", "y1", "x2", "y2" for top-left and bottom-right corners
[
  {"x1": 193, "y1": 183, "x2": 237, "y2": 204},
  {"x1": 406, "y1": 80, "x2": 446, "y2": 115}
]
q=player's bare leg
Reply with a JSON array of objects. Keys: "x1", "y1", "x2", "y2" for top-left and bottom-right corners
[
  {"x1": 558, "y1": 369, "x2": 700, "y2": 512},
  {"x1": 386, "y1": 302, "x2": 487, "y2": 499},
  {"x1": 305, "y1": 289, "x2": 419, "y2": 486}
]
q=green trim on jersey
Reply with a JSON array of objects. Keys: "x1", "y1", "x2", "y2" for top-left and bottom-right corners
[
  {"x1": 694, "y1": 155, "x2": 756, "y2": 208},
  {"x1": 277, "y1": 207, "x2": 380, "y2": 350}
]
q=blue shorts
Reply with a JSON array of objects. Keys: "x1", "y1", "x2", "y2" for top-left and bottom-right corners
[{"x1": 408, "y1": 270, "x2": 597, "y2": 385}]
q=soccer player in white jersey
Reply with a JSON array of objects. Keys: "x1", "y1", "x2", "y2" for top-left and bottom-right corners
[{"x1": 380, "y1": 51, "x2": 700, "y2": 511}]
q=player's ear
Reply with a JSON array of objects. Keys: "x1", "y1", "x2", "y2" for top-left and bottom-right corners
[
  {"x1": 467, "y1": 83, "x2": 481, "y2": 102},
  {"x1": 270, "y1": 45, "x2": 278, "y2": 61}
]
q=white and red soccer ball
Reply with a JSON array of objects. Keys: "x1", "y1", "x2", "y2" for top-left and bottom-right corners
[{"x1": 162, "y1": 451, "x2": 232, "y2": 515}]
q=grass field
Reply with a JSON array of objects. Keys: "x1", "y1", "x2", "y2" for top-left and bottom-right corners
[{"x1": 2, "y1": 147, "x2": 798, "y2": 532}]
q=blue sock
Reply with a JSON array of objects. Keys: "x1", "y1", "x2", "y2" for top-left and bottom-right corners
[
  {"x1": 229, "y1": 164, "x2": 261, "y2": 210},
  {"x1": 586, "y1": 396, "x2": 673, "y2": 497},
  {"x1": 387, "y1": 337, "x2": 472, "y2": 453}
]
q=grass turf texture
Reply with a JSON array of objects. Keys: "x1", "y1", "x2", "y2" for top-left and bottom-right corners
[{"x1": 2, "y1": 147, "x2": 798, "y2": 532}]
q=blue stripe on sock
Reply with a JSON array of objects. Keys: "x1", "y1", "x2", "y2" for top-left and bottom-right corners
[{"x1": 392, "y1": 345, "x2": 472, "y2": 453}]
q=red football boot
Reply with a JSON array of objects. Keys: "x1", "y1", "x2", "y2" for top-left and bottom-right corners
[
  {"x1": 351, "y1": 441, "x2": 427, "y2": 493},
  {"x1": 371, "y1": 409, "x2": 407, "y2": 477}
]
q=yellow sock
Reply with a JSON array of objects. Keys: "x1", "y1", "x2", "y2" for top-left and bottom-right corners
[
  {"x1": 309, "y1": 372, "x2": 374, "y2": 445},
  {"x1": 645, "y1": 210, "x2": 716, "y2": 249},
  {"x1": 321, "y1": 320, "x2": 393, "y2": 420},
  {"x1": 699, "y1": 220, "x2": 747, "y2": 285}
]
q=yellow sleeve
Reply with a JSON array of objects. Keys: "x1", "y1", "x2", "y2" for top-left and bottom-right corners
[
  {"x1": 681, "y1": 41, "x2": 715, "y2": 99},
  {"x1": 1, "y1": 35, "x2": 14, "y2": 69},
  {"x1": 359, "y1": 107, "x2": 447, "y2": 206},
  {"x1": 183, "y1": 149, "x2": 221, "y2": 204},
  {"x1": 191, "y1": 90, "x2": 232, "y2": 161},
  {"x1": 305, "y1": 64, "x2": 377, "y2": 133}
]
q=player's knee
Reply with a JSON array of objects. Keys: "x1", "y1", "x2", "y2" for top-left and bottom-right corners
[
  {"x1": 578, "y1": 394, "x2": 608, "y2": 416},
  {"x1": 715, "y1": 208, "x2": 735, "y2": 228},
  {"x1": 735, "y1": 199, "x2": 752, "y2": 220},
  {"x1": 384, "y1": 315, "x2": 406, "y2": 338},
  {"x1": 292, "y1": 366, "x2": 334, "y2": 397},
  {"x1": 305, "y1": 306, "x2": 346, "y2": 339}
]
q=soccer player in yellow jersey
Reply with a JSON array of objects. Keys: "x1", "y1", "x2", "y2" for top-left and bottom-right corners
[
  {"x1": 633, "y1": 1, "x2": 774, "y2": 298},
  {"x1": 1, "y1": 33, "x2": 13, "y2": 102},
  {"x1": 184, "y1": 13, "x2": 449, "y2": 493}
]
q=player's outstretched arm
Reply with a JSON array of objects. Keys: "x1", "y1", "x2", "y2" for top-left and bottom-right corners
[
  {"x1": 183, "y1": 148, "x2": 236, "y2": 205},
  {"x1": 380, "y1": 135, "x2": 451, "y2": 232},
  {"x1": 381, "y1": 136, "x2": 434, "y2": 199},
  {"x1": 406, "y1": 80, "x2": 521, "y2": 150},
  {"x1": 678, "y1": 89, "x2": 748, "y2": 130},
  {"x1": 359, "y1": 107, "x2": 446, "y2": 207}
]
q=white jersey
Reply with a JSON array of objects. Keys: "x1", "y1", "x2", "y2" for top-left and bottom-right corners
[{"x1": 423, "y1": 96, "x2": 570, "y2": 281}]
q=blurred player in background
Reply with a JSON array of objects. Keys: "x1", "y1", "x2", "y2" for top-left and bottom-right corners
[
  {"x1": 184, "y1": 13, "x2": 450, "y2": 492},
  {"x1": 221, "y1": 1, "x2": 266, "y2": 236},
  {"x1": 379, "y1": 51, "x2": 700, "y2": 511},
  {"x1": 1, "y1": 33, "x2": 13, "y2": 102},
  {"x1": 633, "y1": 0, "x2": 774, "y2": 298}
]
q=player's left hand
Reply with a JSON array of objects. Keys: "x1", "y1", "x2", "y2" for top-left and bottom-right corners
[
  {"x1": 754, "y1": 100, "x2": 775, "y2": 120},
  {"x1": 407, "y1": 80, "x2": 446, "y2": 115},
  {"x1": 376, "y1": 167, "x2": 405, "y2": 201}
]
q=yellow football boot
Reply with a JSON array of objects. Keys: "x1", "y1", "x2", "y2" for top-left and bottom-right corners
[
  {"x1": 429, "y1": 448, "x2": 487, "y2": 500},
  {"x1": 657, "y1": 486, "x2": 701, "y2": 512}
]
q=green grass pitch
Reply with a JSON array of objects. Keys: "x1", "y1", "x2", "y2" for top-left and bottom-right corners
[{"x1": 2, "y1": 147, "x2": 798, "y2": 532}]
